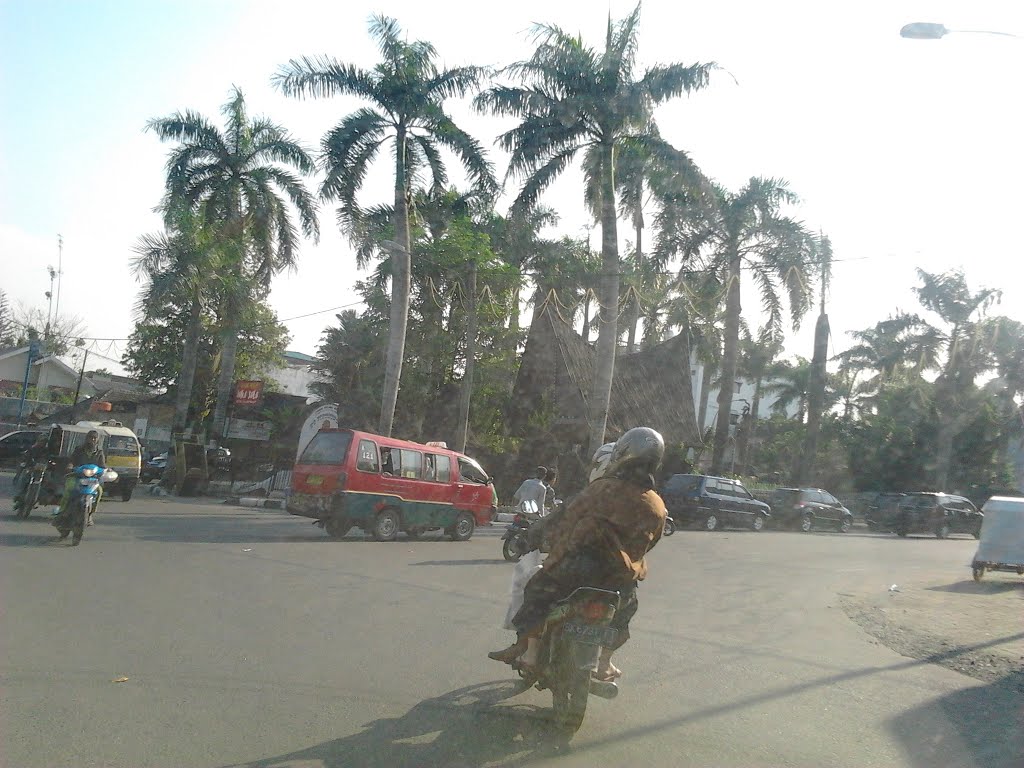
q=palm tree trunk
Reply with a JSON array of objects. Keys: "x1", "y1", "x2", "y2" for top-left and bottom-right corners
[
  {"x1": 698, "y1": 362, "x2": 715, "y2": 435},
  {"x1": 581, "y1": 293, "x2": 591, "y2": 342},
  {"x1": 211, "y1": 322, "x2": 240, "y2": 442},
  {"x1": 626, "y1": 218, "x2": 642, "y2": 353},
  {"x1": 735, "y1": 375, "x2": 761, "y2": 476},
  {"x1": 172, "y1": 296, "x2": 203, "y2": 435},
  {"x1": 455, "y1": 259, "x2": 478, "y2": 453},
  {"x1": 588, "y1": 141, "x2": 620, "y2": 453},
  {"x1": 798, "y1": 308, "x2": 830, "y2": 484},
  {"x1": 379, "y1": 127, "x2": 412, "y2": 437},
  {"x1": 711, "y1": 249, "x2": 741, "y2": 474}
]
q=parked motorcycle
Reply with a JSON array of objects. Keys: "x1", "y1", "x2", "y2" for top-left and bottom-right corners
[
  {"x1": 54, "y1": 464, "x2": 117, "y2": 546},
  {"x1": 509, "y1": 586, "x2": 622, "y2": 736}
]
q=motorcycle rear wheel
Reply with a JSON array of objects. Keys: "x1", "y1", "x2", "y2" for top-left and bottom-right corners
[
  {"x1": 502, "y1": 535, "x2": 524, "y2": 562},
  {"x1": 552, "y1": 670, "x2": 590, "y2": 734}
]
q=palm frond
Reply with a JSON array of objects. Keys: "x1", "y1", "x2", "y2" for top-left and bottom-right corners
[
  {"x1": 509, "y1": 144, "x2": 581, "y2": 217},
  {"x1": 274, "y1": 56, "x2": 380, "y2": 102}
]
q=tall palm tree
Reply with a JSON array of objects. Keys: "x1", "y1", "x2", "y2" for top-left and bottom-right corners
[
  {"x1": 147, "y1": 88, "x2": 319, "y2": 441},
  {"x1": 130, "y1": 209, "x2": 215, "y2": 435},
  {"x1": 735, "y1": 326, "x2": 783, "y2": 476},
  {"x1": 797, "y1": 233, "x2": 833, "y2": 484},
  {"x1": 477, "y1": 3, "x2": 715, "y2": 451},
  {"x1": 834, "y1": 313, "x2": 940, "y2": 393},
  {"x1": 662, "y1": 177, "x2": 815, "y2": 473},
  {"x1": 913, "y1": 269, "x2": 1000, "y2": 490},
  {"x1": 275, "y1": 15, "x2": 496, "y2": 437}
]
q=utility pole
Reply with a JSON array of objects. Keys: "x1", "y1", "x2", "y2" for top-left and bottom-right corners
[
  {"x1": 54, "y1": 235, "x2": 64, "y2": 322},
  {"x1": 16, "y1": 340, "x2": 41, "y2": 427},
  {"x1": 72, "y1": 348, "x2": 89, "y2": 421}
]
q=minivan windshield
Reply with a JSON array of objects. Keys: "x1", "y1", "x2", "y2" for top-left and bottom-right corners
[{"x1": 299, "y1": 431, "x2": 353, "y2": 465}]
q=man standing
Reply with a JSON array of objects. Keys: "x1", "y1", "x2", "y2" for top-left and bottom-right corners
[{"x1": 512, "y1": 466, "x2": 549, "y2": 516}]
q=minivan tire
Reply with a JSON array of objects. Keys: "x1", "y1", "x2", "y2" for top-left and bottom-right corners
[
  {"x1": 373, "y1": 509, "x2": 400, "y2": 542},
  {"x1": 751, "y1": 513, "x2": 765, "y2": 532},
  {"x1": 704, "y1": 514, "x2": 720, "y2": 532},
  {"x1": 800, "y1": 513, "x2": 813, "y2": 533},
  {"x1": 839, "y1": 516, "x2": 852, "y2": 533},
  {"x1": 449, "y1": 512, "x2": 475, "y2": 542},
  {"x1": 935, "y1": 521, "x2": 950, "y2": 540},
  {"x1": 324, "y1": 515, "x2": 350, "y2": 539}
]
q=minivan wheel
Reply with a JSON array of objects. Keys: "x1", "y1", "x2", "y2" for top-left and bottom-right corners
[
  {"x1": 839, "y1": 517, "x2": 852, "y2": 534},
  {"x1": 751, "y1": 513, "x2": 765, "y2": 532},
  {"x1": 373, "y1": 510, "x2": 400, "y2": 542},
  {"x1": 324, "y1": 515, "x2": 350, "y2": 539},
  {"x1": 704, "y1": 514, "x2": 719, "y2": 531},
  {"x1": 935, "y1": 522, "x2": 950, "y2": 540},
  {"x1": 800, "y1": 513, "x2": 813, "y2": 533},
  {"x1": 450, "y1": 512, "x2": 475, "y2": 542}
]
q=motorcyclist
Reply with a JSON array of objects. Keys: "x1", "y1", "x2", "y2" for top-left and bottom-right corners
[
  {"x1": 489, "y1": 427, "x2": 668, "y2": 681},
  {"x1": 12, "y1": 435, "x2": 49, "y2": 509},
  {"x1": 51, "y1": 430, "x2": 106, "y2": 529}
]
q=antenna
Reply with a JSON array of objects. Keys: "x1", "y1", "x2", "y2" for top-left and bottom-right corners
[{"x1": 54, "y1": 235, "x2": 64, "y2": 320}]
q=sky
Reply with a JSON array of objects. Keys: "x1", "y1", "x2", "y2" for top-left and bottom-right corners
[{"x1": 1, "y1": 0, "x2": 1022, "y2": 377}]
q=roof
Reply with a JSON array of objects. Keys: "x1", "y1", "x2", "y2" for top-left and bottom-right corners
[
  {"x1": 511, "y1": 299, "x2": 703, "y2": 447},
  {"x1": 283, "y1": 350, "x2": 315, "y2": 363}
]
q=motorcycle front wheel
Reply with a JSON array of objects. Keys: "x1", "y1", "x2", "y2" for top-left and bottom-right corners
[
  {"x1": 20, "y1": 483, "x2": 40, "y2": 518},
  {"x1": 663, "y1": 517, "x2": 676, "y2": 536},
  {"x1": 502, "y1": 534, "x2": 524, "y2": 562}
]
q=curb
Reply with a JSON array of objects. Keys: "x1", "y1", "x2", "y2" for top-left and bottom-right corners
[{"x1": 224, "y1": 497, "x2": 287, "y2": 510}]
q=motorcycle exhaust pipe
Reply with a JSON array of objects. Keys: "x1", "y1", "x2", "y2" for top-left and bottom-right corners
[{"x1": 589, "y1": 679, "x2": 619, "y2": 700}]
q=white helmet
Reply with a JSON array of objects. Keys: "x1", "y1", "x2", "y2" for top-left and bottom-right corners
[{"x1": 588, "y1": 442, "x2": 616, "y2": 483}]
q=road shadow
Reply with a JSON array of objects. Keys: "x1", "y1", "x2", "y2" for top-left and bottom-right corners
[
  {"x1": 888, "y1": 668, "x2": 1024, "y2": 768},
  {"x1": 925, "y1": 579, "x2": 1023, "y2": 595},
  {"x1": 220, "y1": 680, "x2": 565, "y2": 768},
  {"x1": 412, "y1": 559, "x2": 509, "y2": 566},
  {"x1": 96, "y1": 513, "x2": 350, "y2": 544}
]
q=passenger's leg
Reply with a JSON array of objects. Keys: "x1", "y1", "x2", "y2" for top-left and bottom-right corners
[{"x1": 596, "y1": 588, "x2": 638, "y2": 680}]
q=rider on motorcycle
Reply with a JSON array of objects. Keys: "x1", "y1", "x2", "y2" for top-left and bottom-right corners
[
  {"x1": 51, "y1": 430, "x2": 106, "y2": 528},
  {"x1": 12, "y1": 434, "x2": 49, "y2": 509},
  {"x1": 489, "y1": 427, "x2": 668, "y2": 681}
]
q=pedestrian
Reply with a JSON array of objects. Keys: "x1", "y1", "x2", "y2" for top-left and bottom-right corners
[{"x1": 512, "y1": 466, "x2": 548, "y2": 516}]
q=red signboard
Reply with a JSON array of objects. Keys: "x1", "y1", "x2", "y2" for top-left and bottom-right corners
[{"x1": 233, "y1": 380, "x2": 264, "y2": 407}]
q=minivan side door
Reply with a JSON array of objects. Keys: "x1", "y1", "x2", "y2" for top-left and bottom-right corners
[{"x1": 730, "y1": 481, "x2": 759, "y2": 523}]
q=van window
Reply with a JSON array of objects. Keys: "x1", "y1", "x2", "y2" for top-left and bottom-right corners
[
  {"x1": 399, "y1": 449, "x2": 422, "y2": 479},
  {"x1": 105, "y1": 436, "x2": 138, "y2": 456},
  {"x1": 380, "y1": 447, "x2": 396, "y2": 475},
  {"x1": 434, "y1": 455, "x2": 451, "y2": 483},
  {"x1": 356, "y1": 440, "x2": 378, "y2": 472},
  {"x1": 457, "y1": 456, "x2": 488, "y2": 484},
  {"x1": 299, "y1": 431, "x2": 353, "y2": 465}
]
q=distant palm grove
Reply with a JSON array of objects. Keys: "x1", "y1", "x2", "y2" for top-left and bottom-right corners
[{"x1": 123, "y1": 6, "x2": 1023, "y2": 498}]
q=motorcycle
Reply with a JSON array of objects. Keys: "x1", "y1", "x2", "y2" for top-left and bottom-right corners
[
  {"x1": 13, "y1": 460, "x2": 49, "y2": 518},
  {"x1": 502, "y1": 512, "x2": 536, "y2": 562},
  {"x1": 663, "y1": 515, "x2": 676, "y2": 536},
  {"x1": 54, "y1": 464, "x2": 117, "y2": 546},
  {"x1": 509, "y1": 586, "x2": 622, "y2": 736}
]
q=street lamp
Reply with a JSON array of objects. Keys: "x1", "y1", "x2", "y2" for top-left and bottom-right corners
[{"x1": 900, "y1": 22, "x2": 1019, "y2": 40}]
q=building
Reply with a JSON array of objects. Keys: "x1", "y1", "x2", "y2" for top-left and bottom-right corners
[
  {"x1": 262, "y1": 350, "x2": 324, "y2": 402},
  {"x1": 0, "y1": 345, "x2": 99, "y2": 402}
]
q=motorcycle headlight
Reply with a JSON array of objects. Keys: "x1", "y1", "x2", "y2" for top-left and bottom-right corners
[{"x1": 81, "y1": 468, "x2": 96, "y2": 477}]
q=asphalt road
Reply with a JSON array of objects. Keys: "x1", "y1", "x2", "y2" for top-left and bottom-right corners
[{"x1": 0, "y1": 480, "x2": 1020, "y2": 768}]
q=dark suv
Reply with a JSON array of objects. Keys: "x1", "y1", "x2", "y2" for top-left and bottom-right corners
[
  {"x1": 865, "y1": 492, "x2": 905, "y2": 532},
  {"x1": 894, "y1": 493, "x2": 983, "y2": 539},
  {"x1": 660, "y1": 474, "x2": 772, "y2": 532},
  {"x1": 771, "y1": 488, "x2": 854, "y2": 533}
]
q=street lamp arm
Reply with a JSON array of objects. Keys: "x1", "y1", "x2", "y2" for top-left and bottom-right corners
[{"x1": 900, "y1": 21, "x2": 1019, "y2": 39}]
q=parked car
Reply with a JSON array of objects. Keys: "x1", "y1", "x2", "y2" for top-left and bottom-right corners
[
  {"x1": 865, "y1": 492, "x2": 906, "y2": 532},
  {"x1": 140, "y1": 453, "x2": 168, "y2": 483},
  {"x1": 659, "y1": 474, "x2": 771, "y2": 532},
  {"x1": 771, "y1": 488, "x2": 854, "y2": 532},
  {"x1": 0, "y1": 430, "x2": 43, "y2": 467},
  {"x1": 894, "y1": 492, "x2": 983, "y2": 539}
]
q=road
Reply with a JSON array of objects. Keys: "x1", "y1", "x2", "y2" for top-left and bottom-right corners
[{"x1": 0, "y1": 481, "x2": 1019, "y2": 768}]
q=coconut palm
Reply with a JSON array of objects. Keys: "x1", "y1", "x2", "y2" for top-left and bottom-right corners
[
  {"x1": 275, "y1": 15, "x2": 496, "y2": 437},
  {"x1": 147, "y1": 88, "x2": 319, "y2": 441},
  {"x1": 130, "y1": 210, "x2": 217, "y2": 435},
  {"x1": 797, "y1": 233, "x2": 833, "y2": 484},
  {"x1": 734, "y1": 326, "x2": 784, "y2": 476},
  {"x1": 662, "y1": 177, "x2": 815, "y2": 473},
  {"x1": 477, "y1": 3, "x2": 715, "y2": 450}
]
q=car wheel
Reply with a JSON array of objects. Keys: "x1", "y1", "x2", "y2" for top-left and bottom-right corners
[
  {"x1": 663, "y1": 517, "x2": 676, "y2": 536},
  {"x1": 704, "y1": 514, "x2": 720, "y2": 531},
  {"x1": 800, "y1": 513, "x2": 813, "y2": 533},
  {"x1": 839, "y1": 517, "x2": 852, "y2": 534},
  {"x1": 449, "y1": 512, "x2": 475, "y2": 542},
  {"x1": 935, "y1": 522, "x2": 950, "y2": 540},
  {"x1": 324, "y1": 515, "x2": 350, "y2": 539},
  {"x1": 373, "y1": 509, "x2": 400, "y2": 542},
  {"x1": 121, "y1": 483, "x2": 135, "y2": 502},
  {"x1": 751, "y1": 513, "x2": 765, "y2": 532},
  {"x1": 972, "y1": 564, "x2": 985, "y2": 582}
]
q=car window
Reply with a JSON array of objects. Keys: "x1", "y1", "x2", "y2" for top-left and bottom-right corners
[
  {"x1": 431, "y1": 454, "x2": 451, "y2": 483},
  {"x1": 665, "y1": 475, "x2": 701, "y2": 494},
  {"x1": 457, "y1": 456, "x2": 489, "y2": 484},
  {"x1": 298, "y1": 431, "x2": 353, "y2": 465},
  {"x1": 355, "y1": 440, "x2": 378, "y2": 472},
  {"x1": 398, "y1": 449, "x2": 422, "y2": 479},
  {"x1": 733, "y1": 482, "x2": 753, "y2": 499},
  {"x1": 105, "y1": 435, "x2": 138, "y2": 456},
  {"x1": 821, "y1": 492, "x2": 838, "y2": 505}
]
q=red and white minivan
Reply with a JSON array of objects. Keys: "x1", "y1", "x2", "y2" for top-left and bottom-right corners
[{"x1": 288, "y1": 428, "x2": 495, "y2": 541}]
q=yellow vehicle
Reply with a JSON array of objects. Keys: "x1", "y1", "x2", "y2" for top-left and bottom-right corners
[{"x1": 74, "y1": 420, "x2": 142, "y2": 501}]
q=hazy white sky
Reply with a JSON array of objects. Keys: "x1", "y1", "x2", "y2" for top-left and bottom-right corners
[{"x1": 2, "y1": 0, "x2": 1022, "y2": 375}]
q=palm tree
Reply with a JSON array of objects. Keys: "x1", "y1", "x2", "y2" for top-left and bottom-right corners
[
  {"x1": 662, "y1": 177, "x2": 815, "y2": 473},
  {"x1": 834, "y1": 313, "x2": 940, "y2": 395},
  {"x1": 735, "y1": 326, "x2": 783, "y2": 475},
  {"x1": 913, "y1": 269, "x2": 1000, "y2": 490},
  {"x1": 275, "y1": 15, "x2": 496, "y2": 437},
  {"x1": 477, "y1": 3, "x2": 715, "y2": 451},
  {"x1": 797, "y1": 233, "x2": 833, "y2": 484},
  {"x1": 147, "y1": 88, "x2": 319, "y2": 441},
  {"x1": 130, "y1": 210, "x2": 215, "y2": 435}
]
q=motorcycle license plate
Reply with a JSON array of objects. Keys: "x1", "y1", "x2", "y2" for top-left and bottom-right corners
[
  {"x1": 563, "y1": 622, "x2": 618, "y2": 647},
  {"x1": 306, "y1": 475, "x2": 323, "y2": 486}
]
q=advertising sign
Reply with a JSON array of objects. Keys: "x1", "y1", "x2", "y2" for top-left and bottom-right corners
[
  {"x1": 233, "y1": 380, "x2": 264, "y2": 407},
  {"x1": 226, "y1": 418, "x2": 272, "y2": 441}
]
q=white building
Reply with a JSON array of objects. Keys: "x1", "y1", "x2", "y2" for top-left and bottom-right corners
[
  {"x1": 688, "y1": 350, "x2": 800, "y2": 434},
  {"x1": 262, "y1": 350, "x2": 325, "y2": 402},
  {"x1": 0, "y1": 345, "x2": 99, "y2": 401}
]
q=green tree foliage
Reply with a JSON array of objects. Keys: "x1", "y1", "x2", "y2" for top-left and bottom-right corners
[{"x1": 0, "y1": 289, "x2": 14, "y2": 346}]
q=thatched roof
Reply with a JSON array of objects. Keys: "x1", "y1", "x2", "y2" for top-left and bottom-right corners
[{"x1": 511, "y1": 299, "x2": 703, "y2": 448}]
